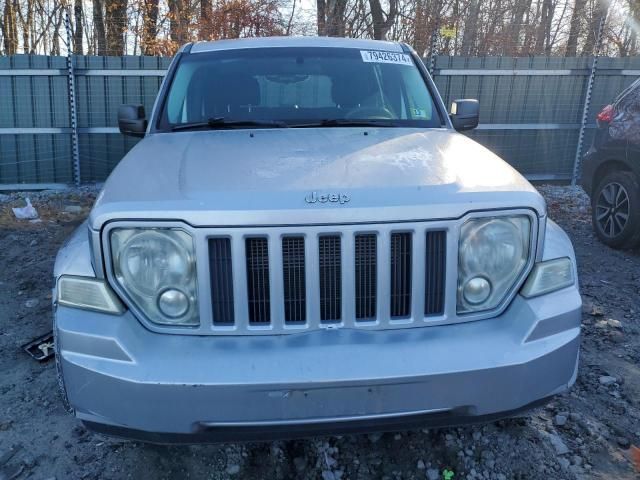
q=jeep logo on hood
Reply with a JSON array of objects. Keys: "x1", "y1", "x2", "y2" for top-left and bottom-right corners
[{"x1": 305, "y1": 192, "x2": 350, "y2": 205}]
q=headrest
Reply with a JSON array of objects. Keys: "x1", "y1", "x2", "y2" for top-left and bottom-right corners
[
  {"x1": 331, "y1": 70, "x2": 376, "y2": 108},
  {"x1": 223, "y1": 75, "x2": 261, "y2": 106}
]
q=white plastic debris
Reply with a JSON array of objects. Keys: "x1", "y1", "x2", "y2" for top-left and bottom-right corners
[{"x1": 12, "y1": 198, "x2": 38, "y2": 220}]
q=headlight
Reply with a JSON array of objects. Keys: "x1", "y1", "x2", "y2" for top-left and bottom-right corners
[
  {"x1": 458, "y1": 215, "x2": 531, "y2": 313},
  {"x1": 110, "y1": 228, "x2": 199, "y2": 326}
]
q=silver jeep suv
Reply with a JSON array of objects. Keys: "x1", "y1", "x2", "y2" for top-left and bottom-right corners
[{"x1": 54, "y1": 37, "x2": 581, "y2": 442}]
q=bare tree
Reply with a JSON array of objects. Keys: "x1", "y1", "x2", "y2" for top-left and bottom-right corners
[
  {"x1": 200, "y1": 0, "x2": 212, "y2": 40},
  {"x1": 16, "y1": 0, "x2": 34, "y2": 53},
  {"x1": 92, "y1": 0, "x2": 107, "y2": 55},
  {"x1": 566, "y1": 0, "x2": 586, "y2": 56},
  {"x1": 0, "y1": 0, "x2": 636, "y2": 57},
  {"x1": 286, "y1": 0, "x2": 297, "y2": 35},
  {"x1": 534, "y1": 0, "x2": 553, "y2": 54},
  {"x1": 167, "y1": 0, "x2": 187, "y2": 45},
  {"x1": 141, "y1": 0, "x2": 159, "y2": 53},
  {"x1": 368, "y1": 0, "x2": 397, "y2": 39},
  {"x1": 105, "y1": 0, "x2": 127, "y2": 55},
  {"x1": 317, "y1": 0, "x2": 348, "y2": 36},
  {"x1": 73, "y1": 0, "x2": 83, "y2": 54},
  {"x1": 509, "y1": 0, "x2": 532, "y2": 54},
  {"x1": 460, "y1": 0, "x2": 480, "y2": 55},
  {"x1": 2, "y1": 0, "x2": 19, "y2": 54},
  {"x1": 583, "y1": 0, "x2": 608, "y2": 55}
]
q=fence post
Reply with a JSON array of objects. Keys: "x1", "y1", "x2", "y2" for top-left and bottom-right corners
[
  {"x1": 427, "y1": 18, "x2": 440, "y2": 76},
  {"x1": 63, "y1": 10, "x2": 81, "y2": 187},
  {"x1": 571, "y1": 13, "x2": 607, "y2": 186}
]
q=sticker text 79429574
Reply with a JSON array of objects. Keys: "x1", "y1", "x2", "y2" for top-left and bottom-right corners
[{"x1": 360, "y1": 50, "x2": 413, "y2": 66}]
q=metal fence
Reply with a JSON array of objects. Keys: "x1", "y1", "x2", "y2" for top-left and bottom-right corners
[
  {"x1": 432, "y1": 56, "x2": 640, "y2": 181},
  {"x1": 0, "y1": 52, "x2": 639, "y2": 189}
]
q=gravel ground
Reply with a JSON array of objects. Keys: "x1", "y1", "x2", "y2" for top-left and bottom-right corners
[{"x1": 0, "y1": 185, "x2": 639, "y2": 480}]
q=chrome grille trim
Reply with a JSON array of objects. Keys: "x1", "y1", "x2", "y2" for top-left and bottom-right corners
[
  {"x1": 319, "y1": 235, "x2": 342, "y2": 322},
  {"x1": 282, "y1": 236, "x2": 306, "y2": 323},
  {"x1": 355, "y1": 234, "x2": 377, "y2": 320},
  {"x1": 100, "y1": 210, "x2": 539, "y2": 336},
  {"x1": 390, "y1": 232, "x2": 412, "y2": 318},
  {"x1": 245, "y1": 237, "x2": 270, "y2": 324},
  {"x1": 425, "y1": 231, "x2": 447, "y2": 316},
  {"x1": 208, "y1": 238, "x2": 234, "y2": 324}
]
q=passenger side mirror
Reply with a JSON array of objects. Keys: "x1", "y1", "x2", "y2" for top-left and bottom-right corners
[
  {"x1": 118, "y1": 104, "x2": 147, "y2": 138},
  {"x1": 450, "y1": 99, "x2": 479, "y2": 132}
]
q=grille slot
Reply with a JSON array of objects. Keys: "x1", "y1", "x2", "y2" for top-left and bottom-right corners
[
  {"x1": 425, "y1": 230, "x2": 447, "y2": 316},
  {"x1": 390, "y1": 232, "x2": 412, "y2": 318},
  {"x1": 319, "y1": 235, "x2": 341, "y2": 322},
  {"x1": 245, "y1": 237, "x2": 270, "y2": 324},
  {"x1": 355, "y1": 234, "x2": 377, "y2": 320},
  {"x1": 282, "y1": 236, "x2": 306, "y2": 323},
  {"x1": 209, "y1": 238, "x2": 235, "y2": 325}
]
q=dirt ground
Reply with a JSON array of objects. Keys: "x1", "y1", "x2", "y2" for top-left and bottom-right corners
[{"x1": 0, "y1": 185, "x2": 639, "y2": 480}]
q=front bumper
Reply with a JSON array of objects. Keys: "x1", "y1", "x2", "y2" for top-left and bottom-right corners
[{"x1": 55, "y1": 284, "x2": 581, "y2": 442}]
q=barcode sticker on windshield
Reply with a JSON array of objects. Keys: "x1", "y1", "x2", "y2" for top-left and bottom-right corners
[{"x1": 360, "y1": 50, "x2": 413, "y2": 65}]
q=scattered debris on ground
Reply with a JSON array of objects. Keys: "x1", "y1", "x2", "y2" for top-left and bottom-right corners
[
  {"x1": 11, "y1": 198, "x2": 38, "y2": 220},
  {"x1": 22, "y1": 332, "x2": 55, "y2": 362},
  {"x1": 0, "y1": 185, "x2": 638, "y2": 479}
]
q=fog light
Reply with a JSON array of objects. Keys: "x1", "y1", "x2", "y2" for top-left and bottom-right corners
[
  {"x1": 157, "y1": 289, "x2": 189, "y2": 318},
  {"x1": 463, "y1": 276, "x2": 492, "y2": 305}
]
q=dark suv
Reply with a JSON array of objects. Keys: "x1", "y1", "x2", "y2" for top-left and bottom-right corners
[{"x1": 582, "y1": 78, "x2": 640, "y2": 249}]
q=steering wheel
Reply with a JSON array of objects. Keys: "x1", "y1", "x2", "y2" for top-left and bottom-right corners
[{"x1": 344, "y1": 106, "x2": 395, "y2": 120}]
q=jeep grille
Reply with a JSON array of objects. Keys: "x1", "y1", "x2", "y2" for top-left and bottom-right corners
[{"x1": 207, "y1": 227, "x2": 447, "y2": 333}]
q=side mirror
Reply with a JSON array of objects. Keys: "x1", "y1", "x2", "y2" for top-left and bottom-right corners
[
  {"x1": 118, "y1": 104, "x2": 147, "y2": 137},
  {"x1": 450, "y1": 99, "x2": 479, "y2": 131}
]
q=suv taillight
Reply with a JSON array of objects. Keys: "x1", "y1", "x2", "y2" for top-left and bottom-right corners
[{"x1": 596, "y1": 104, "x2": 614, "y2": 123}]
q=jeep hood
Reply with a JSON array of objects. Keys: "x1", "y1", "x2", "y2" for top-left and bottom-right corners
[{"x1": 90, "y1": 128, "x2": 545, "y2": 228}]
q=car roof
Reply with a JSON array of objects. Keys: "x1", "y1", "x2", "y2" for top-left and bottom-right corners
[
  {"x1": 189, "y1": 36, "x2": 405, "y2": 54},
  {"x1": 615, "y1": 77, "x2": 640, "y2": 104}
]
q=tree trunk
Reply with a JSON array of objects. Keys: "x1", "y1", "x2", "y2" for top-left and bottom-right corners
[
  {"x1": 631, "y1": 0, "x2": 640, "y2": 55},
  {"x1": 320, "y1": 0, "x2": 347, "y2": 37},
  {"x1": 460, "y1": 0, "x2": 479, "y2": 55},
  {"x1": 317, "y1": 0, "x2": 326, "y2": 35},
  {"x1": 168, "y1": 0, "x2": 186, "y2": 45},
  {"x1": 92, "y1": 0, "x2": 106, "y2": 55},
  {"x1": 51, "y1": 10, "x2": 63, "y2": 55},
  {"x1": 565, "y1": 0, "x2": 585, "y2": 56},
  {"x1": 17, "y1": 0, "x2": 35, "y2": 53},
  {"x1": 412, "y1": 0, "x2": 429, "y2": 56},
  {"x1": 509, "y1": 0, "x2": 532, "y2": 55},
  {"x1": 534, "y1": 0, "x2": 553, "y2": 54},
  {"x1": 368, "y1": 0, "x2": 397, "y2": 40},
  {"x1": 2, "y1": 0, "x2": 18, "y2": 54},
  {"x1": 73, "y1": 0, "x2": 83, "y2": 54},
  {"x1": 200, "y1": 0, "x2": 212, "y2": 40},
  {"x1": 582, "y1": 1, "x2": 608, "y2": 55},
  {"x1": 105, "y1": 0, "x2": 127, "y2": 55},
  {"x1": 141, "y1": 0, "x2": 159, "y2": 54}
]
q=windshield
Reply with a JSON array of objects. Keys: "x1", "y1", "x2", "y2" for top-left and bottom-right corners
[{"x1": 157, "y1": 47, "x2": 443, "y2": 130}]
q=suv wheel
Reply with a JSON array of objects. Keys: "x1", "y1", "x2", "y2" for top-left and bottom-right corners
[{"x1": 592, "y1": 171, "x2": 640, "y2": 249}]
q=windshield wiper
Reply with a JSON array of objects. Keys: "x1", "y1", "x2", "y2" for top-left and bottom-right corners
[
  {"x1": 289, "y1": 119, "x2": 399, "y2": 128},
  {"x1": 171, "y1": 117, "x2": 288, "y2": 131}
]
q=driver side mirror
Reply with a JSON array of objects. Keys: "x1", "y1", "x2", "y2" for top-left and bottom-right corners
[
  {"x1": 450, "y1": 99, "x2": 479, "y2": 131},
  {"x1": 118, "y1": 104, "x2": 147, "y2": 138}
]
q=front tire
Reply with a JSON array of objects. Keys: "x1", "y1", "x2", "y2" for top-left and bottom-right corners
[{"x1": 591, "y1": 170, "x2": 640, "y2": 249}]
